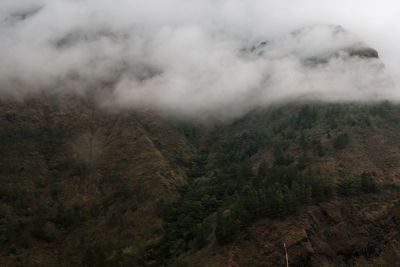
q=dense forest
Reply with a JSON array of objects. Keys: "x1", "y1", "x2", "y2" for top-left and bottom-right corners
[{"x1": 1, "y1": 98, "x2": 400, "y2": 266}]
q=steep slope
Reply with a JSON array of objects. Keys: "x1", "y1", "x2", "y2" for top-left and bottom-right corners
[
  {"x1": 159, "y1": 102, "x2": 400, "y2": 266},
  {"x1": 2, "y1": 95, "x2": 400, "y2": 266},
  {"x1": 188, "y1": 189, "x2": 400, "y2": 266},
  {"x1": 0, "y1": 93, "x2": 194, "y2": 266},
  {"x1": 179, "y1": 102, "x2": 400, "y2": 266}
]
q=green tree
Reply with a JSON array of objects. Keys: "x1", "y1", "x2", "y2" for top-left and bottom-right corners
[
  {"x1": 333, "y1": 133, "x2": 350, "y2": 150},
  {"x1": 338, "y1": 175, "x2": 361, "y2": 196},
  {"x1": 82, "y1": 242, "x2": 107, "y2": 267},
  {"x1": 192, "y1": 222, "x2": 211, "y2": 249},
  {"x1": 215, "y1": 210, "x2": 238, "y2": 245},
  {"x1": 360, "y1": 172, "x2": 379, "y2": 193}
]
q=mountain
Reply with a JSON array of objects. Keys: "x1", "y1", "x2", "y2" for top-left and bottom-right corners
[
  {"x1": 2, "y1": 22, "x2": 400, "y2": 267},
  {"x1": 2, "y1": 92, "x2": 400, "y2": 266}
]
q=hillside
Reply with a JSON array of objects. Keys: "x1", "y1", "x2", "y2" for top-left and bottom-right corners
[
  {"x1": 1, "y1": 0, "x2": 400, "y2": 266},
  {"x1": 1, "y1": 94, "x2": 400, "y2": 266},
  {"x1": 0, "y1": 93, "x2": 193, "y2": 266}
]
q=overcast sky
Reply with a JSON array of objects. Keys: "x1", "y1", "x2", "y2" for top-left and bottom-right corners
[{"x1": 1, "y1": 0, "x2": 399, "y2": 119}]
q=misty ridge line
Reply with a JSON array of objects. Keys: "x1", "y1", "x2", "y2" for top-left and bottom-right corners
[{"x1": 0, "y1": 0, "x2": 399, "y2": 120}]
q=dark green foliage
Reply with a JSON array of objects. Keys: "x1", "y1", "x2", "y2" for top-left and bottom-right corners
[
  {"x1": 133, "y1": 179, "x2": 148, "y2": 202},
  {"x1": 256, "y1": 164, "x2": 334, "y2": 212},
  {"x1": 296, "y1": 106, "x2": 318, "y2": 129},
  {"x1": 333, "y1": 133, "x2": 350, "y2": 150},
  {"x1": 54, "y1": 203, "x2": 84, "y2": 229},
  {"x1": 0, "y1": 204, "x2": 13, "y2": 243},
  {"x1": 149, "y1": 154, "x2": 338, "y2": 264},
  {"x1": 155, "y1": 199, "x2": 175, "y2": 222},
  {"x1": 215, "y1": 210, "x2": 239, "y2": 245},
  {"x1": 187, "y1": 153, "x2": 208, "y2": 178},
  {"x1": 363, "y1": 115, "x2": 371, "y2": 127},
  {"x1": 21, "y1": 226, "x2": 33, "y2": 248},
  {"x1": 297, "y1": 153, "x2": 310, "y2": 170},
  {"x1": 338, "y1": 175, "x2": 361, "y2": 196},
  {"x1": 216, "y1": 130, "x2": 266, "y2": 165},
  {"x1": 273, "y1": 147, "x2": 294, "y2": 166},
  {"x1": 338, "y1": 173, "x2": 380, "y2": 196},
  {"x1": 34, "y1": 125, "x2": 71, "y2": 161},
  {"x1": 310, "y1": 175, "x2": 335, "y2": 200},
  {"x1": 192, "y1": 222, "x2": 211, "y2": 249},
  {"x1": 0, "y1": 123, "x2": 71, "y2": 161},
  {"x1": 82, "y1": 241, "x2": 143, "y2": 266},
  {"x1": 240, "y1": 185, "x2": 260, "y2": 218},
  {"x1": 361, "y1": 172, "x2": 380, "y2": 193},
  {"x1": 103, "y1": 179, "x2": 149, "y2": 210},
  {"x1": 31, "y1": 214, "x2": 47, "y2": 240},
  {"x1": 312, "y1": 140, "x2": 325, "y2": 157},
  {"x1": 53, "y1": 156, "x2": 88, "y2": 177},
  {"x1": 372, "y1": 101, "x2": 392, "y2": 118},
  {"x1": 82, "y1": 243, "x2": 107, "y2": 267},
  {"x1": 147, "y1": 104, "x2": 380, "y2": 263},
  {"x1": 0, "y1": 124, "x2": 35, "y2": 155},
  {"x1": 0, "y1": 102, "x2": 392, "y2": 265},
  {"x1": 0, "y1": 183, "x2": 24, "y2": 208}
]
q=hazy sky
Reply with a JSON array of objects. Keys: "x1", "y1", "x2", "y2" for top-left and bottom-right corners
[{"x1": 1, "y1": 0, "x2": 399, "y2": 119}]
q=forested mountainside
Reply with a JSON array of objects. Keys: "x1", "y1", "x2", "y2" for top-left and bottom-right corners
[{"x1": 2, "y1": 94, "x2": 400, "y2": 266}]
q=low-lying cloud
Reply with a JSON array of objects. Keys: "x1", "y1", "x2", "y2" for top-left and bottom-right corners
[{"x1": 1, "y1": 0, "x2": 400, "y2": 119}]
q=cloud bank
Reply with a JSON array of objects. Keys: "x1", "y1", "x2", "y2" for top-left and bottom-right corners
[{"x1": 0, "y1": 0, "x2": 399, "y2": 119}]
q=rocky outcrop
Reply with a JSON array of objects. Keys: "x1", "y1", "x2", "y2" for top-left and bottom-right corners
[{"x1": 348, "y1": 47, "x2": 379, "y2": 58}]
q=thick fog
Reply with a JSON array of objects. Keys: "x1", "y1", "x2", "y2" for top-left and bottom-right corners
[{"x1": 1, "y1": 0, "x2": 400, "y2": 119}]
